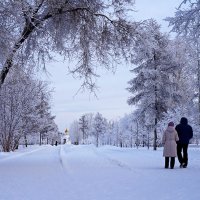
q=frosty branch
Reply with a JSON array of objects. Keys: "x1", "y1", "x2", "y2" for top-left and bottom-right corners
[{"x1": 0, "y1": 0, "x2": 138, "y2": 90}]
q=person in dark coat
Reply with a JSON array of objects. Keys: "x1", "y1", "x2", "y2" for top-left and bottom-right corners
[{"x1": 175, "y1": 117, "x2": 193, "y2": 168}]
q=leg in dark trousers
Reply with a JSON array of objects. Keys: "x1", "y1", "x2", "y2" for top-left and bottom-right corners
[
  {"x1": 165, "y1": 157, "x2": 169, "y2": 168},
  {"x1": 177, "y1": 144, "x2": 183, "y2": 165},
  {"x1": 182, "y1": 144, "x2": 189, "y2": 167},
  {"x1": 170, "y1": 157, "x2": 175, "y2": 169}
]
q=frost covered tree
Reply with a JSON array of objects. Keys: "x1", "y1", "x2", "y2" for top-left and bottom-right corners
[
  {"x1": 0, "y1": 66, "x2": 54, "y2": 151},
  {"x1": 0, "y1": 67, "x2": 35, "y2": 151},
  {"x1": 118, "y1": 114, "x2": 134, "y2": 147},
  {"x1": 69, "y1": 120, "x2": 81, "y2": 145},
  {"x1": 69, "y1": 111, "x2": 156, "y2": 148},
  {"x1": 92, "y1": 112, "x2": 107, "y2": 147},
  {"x1": 19, "y1": 81, "x2": 48, "y2": 147},
  {"x1": 78, "y1": 113, "x2": 94, "y2": 144},
  {"x1": 69, "y1": 113, "x2": 94, "y2": 145},
  {"x1": 0, "y1": 0, "x2": 140, "y2": 90},
  {"x1": 166, "y1": 0, "x2": 200, "y2": 36},
  {"x1": 79, "y1": 114, "x2": 90, "y2": 144},
  {"x1": 40, "y1": 115, "x2": 58, "y2": 145},
  {"x1": 46, "y1": 120, "x2": 59, "y2": 145},
  {"x1": 111, "y1": 120, "x2": 121, "y2": 147},
  {"x1": 84, "y1": 113, "x2": 94, "y2": 144},
  {"x1": 105, "y1": 120, "x2": 115, "y2": 146},
  {"x1": 127, "y1": 20, "x2": 181, "y2": 150},
  {"x1": 129, "y1": 111, "x2": 144, "y2": 148},
  {"x1": 166, "y1": 0, "x2": 200, "y2": 125},
  {"x1": 163, "y1": 37, "x2": 199, "y2": 122},
  {"x1": 35, "y1": 91, "x2": 55, "y2": 145}
]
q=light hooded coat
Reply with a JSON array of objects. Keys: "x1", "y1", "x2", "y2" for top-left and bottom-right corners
[{"x1": 162, "y1": 126, "x2": 179, "y2": 157}]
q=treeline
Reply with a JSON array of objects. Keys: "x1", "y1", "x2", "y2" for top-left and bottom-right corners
[
  {"x1": 0, "y1": 66, "x2": 59, "y2": 152},
  {"x1": 69, "y1": 112, "x2": 199, "y2": 148}
]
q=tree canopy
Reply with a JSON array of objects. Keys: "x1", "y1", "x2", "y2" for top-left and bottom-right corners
[{"x1": 0, "y1": 0, "x2": 140, "y2": 90}]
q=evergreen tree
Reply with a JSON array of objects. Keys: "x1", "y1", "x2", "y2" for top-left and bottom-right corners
[{"x1": 127, "y1": 20, "x2": 181, "y2": 150}]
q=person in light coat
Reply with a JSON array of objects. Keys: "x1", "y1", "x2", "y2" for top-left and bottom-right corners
[{"x1": 162, "y1": 122, "x2": 179, "y2": 169}]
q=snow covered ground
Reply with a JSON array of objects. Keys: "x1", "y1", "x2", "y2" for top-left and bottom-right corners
[{"x1": 0, "y1": 145, "x2": 200, "y2": 200}]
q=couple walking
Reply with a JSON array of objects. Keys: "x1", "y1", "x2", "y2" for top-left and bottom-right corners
[{"x1": 162, "y1": 117, "x2": 193, "y2": 169}]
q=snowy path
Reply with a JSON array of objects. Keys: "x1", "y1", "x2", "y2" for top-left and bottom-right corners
[{"x1": 0, "y1": 145, "x2": 200, "y2": 200}]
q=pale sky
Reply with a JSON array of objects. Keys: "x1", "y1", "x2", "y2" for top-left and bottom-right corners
[{"x1": 43, "y1": 0, "x2": 183, "y2": 132}]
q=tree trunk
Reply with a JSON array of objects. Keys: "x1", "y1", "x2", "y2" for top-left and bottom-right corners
[
  {"x1": 197, "y1": 41, "x2": 200, "y2": 126},
  {"x1": 39, "y1": 132, "x2": 42, "y2": 145},
  {"x1": 153, "y1": 95, "x2": 158, "y2": 150},
  {"x1": 153, "y1": 118, "x2": 158, "y2": 150},
  {"x1": 153, "y1": 52, "x2": 158, "y2": 150},
  {"x1": 0, "y1": 22, "x2": 36, "y2": 87},
  {"x1": 136, "y1": 120, "x2": 139, "y2": 149},
  {"x1": 96, "y1": 134, "x2": 99, "y2": 147}
]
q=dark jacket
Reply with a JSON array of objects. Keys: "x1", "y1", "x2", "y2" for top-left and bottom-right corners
[{"x1": 175, "y1": 117, "x2": 193, "y2": 144}]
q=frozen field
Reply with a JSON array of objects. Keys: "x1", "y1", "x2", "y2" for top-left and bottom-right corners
[{"x1": 0, "y1": 144, "x2": 200, "y2": 200}]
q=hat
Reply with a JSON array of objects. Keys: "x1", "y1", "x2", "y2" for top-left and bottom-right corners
[
  {"x1": 168, "y1": 122, "x2": 174, "y2": 127},
  {"x1": 180, "y1": 117, "x2": 188, "y2": 125}
]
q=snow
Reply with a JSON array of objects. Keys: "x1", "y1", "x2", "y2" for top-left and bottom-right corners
[{"x1": 0, "y1": 145, "x2": 200, "y2": 200}]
